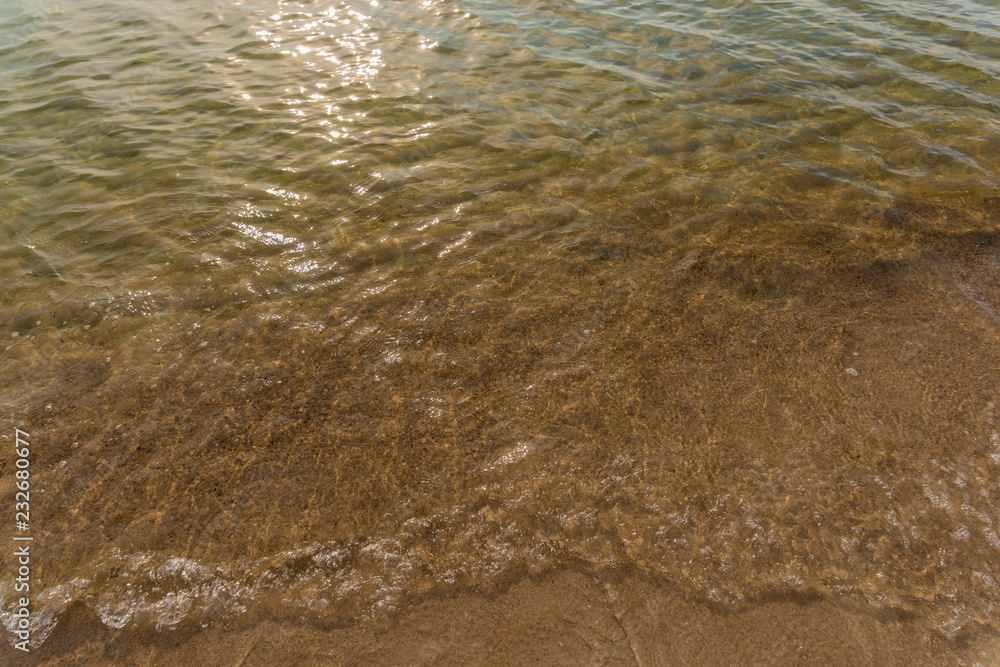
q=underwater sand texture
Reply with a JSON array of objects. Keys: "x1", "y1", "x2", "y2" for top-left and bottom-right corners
[{"x1": 2, "y1": 0, "x2": 1000, "y2": 661}]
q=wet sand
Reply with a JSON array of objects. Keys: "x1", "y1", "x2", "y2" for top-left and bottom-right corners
[{"x1": 11, "y1": 568, "x2": 1000, "y2": 666}]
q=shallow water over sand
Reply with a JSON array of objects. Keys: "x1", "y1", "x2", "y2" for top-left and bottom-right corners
[{"x1": 2, "y1": 0, "x2": 1000, "y2": 655}]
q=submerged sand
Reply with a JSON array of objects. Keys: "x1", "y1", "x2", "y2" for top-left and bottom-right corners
[
  {"x1": 3, "y1": 192, "x2": 1000, "y2": 662},
  {"x1": 11, "y1": 569, "x2": 1000, "y2": 666},
  {"x1": 3, "y1": 0, "x2": 1000, "y2": 660}
]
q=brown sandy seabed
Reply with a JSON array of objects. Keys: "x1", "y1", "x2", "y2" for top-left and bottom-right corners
[
  {"x1": 8, "y1": 569, "x2": 1000, "y2": 666},
  {"x1": 2, "y1": 186, "x2": 1000, "y2": 664}
]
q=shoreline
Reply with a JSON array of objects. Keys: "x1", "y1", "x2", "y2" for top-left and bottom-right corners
[
  {"x1": 11, "y1": 568, "x2": 1000, "y2": 666},
  {"x1": 2, "y1": 0, "x2": 1000, "y2": 661},
  {"x1": 3, "y1": 195, "x2": 1000, "y2": 662}
]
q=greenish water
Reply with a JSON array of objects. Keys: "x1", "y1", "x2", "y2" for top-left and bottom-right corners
[{"x1": 2, "y1": 0, "x2": 1000, "y2": 652}]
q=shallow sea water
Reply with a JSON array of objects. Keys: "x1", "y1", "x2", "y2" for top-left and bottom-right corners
[{"x1": 2, "y1": 0, "x2": 1000, "y2": 653}]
